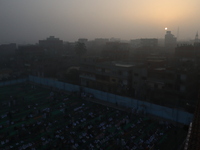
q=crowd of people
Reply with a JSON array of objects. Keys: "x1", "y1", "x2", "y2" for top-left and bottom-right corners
[{"x1": 0, "y1": 84, "x2": 185, "y2": 150}]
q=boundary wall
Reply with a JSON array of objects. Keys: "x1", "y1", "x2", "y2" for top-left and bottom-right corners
[
  {"x1": 0, "y1": 78, "x2": 27, "y2": 87},
  {"x1": 0, "y1": 76, "x2": 193, "y2": 125}
]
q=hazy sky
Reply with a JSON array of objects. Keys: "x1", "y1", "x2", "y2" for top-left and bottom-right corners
[{"x1": 0, "y1": 0, "x2": 200, "y2": 44}]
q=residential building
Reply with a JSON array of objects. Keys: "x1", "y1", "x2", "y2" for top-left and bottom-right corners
[
  {"x1": 39, "y1": 36, "x2": 63, "y2": 55},
  {"x1": 140, "y1": 38, "x2": 158, "y2": 48},
  {"x1": 165, "y1": 31, "x2": 177, "y2": 52},
  {"x1": 101, "y1": 41, "x2": 129, "y2": 60},
  {"x1": 78, "y1": 38, "x2": 88, "y2": 44},
  {"x1": 146, "y1": 66, "x2": 198, "y2": 110},
  {"x1": 80, "y1": 57, "x2": 146, "y2": 97},
  {"x1": 0, "y1": 43, "x2": 16, "y2": 56}
]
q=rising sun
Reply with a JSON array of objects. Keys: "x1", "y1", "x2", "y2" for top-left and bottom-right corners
[{"x1": 165, "y1": 27, "x2": 168, "y2": 30}]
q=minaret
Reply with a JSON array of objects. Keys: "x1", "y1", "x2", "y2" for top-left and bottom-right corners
[
  {"x1": 195, "y1": 31, "x2": 198, "y2": 42},
  {"x1": 194, "y1": 31, "x2": 199, "y2": 46}
]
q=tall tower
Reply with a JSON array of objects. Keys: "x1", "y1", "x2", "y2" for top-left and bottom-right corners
[
  {"x1": 165, "y1": 31, "x2": 177, "y2": 52},
  {"x1": 195, "y1": 31, "x2": 199, "y2": 43},
  {"x1": 194, "y1": 31, "x2": 200, "y2": 47}
]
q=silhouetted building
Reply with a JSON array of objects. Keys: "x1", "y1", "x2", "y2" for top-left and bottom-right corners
[
  {"x1": 130, "y1": 39, "x2": 141, "y2": 48},
  {"x1": 130, "y1": 38, "x2": 158, "y2": 48},
  {"x1": 80, "y1": 57, "x2": 146, "y2": 97},
  {"x1": 194, "y1": 32, "x2": 200, "y2": 44},
  {"x1": 140, "y1": 38, "x2": 158, "y2": 47},
  {"x1": 110, "y1": 37, "x2": 120, "y2": 42},
  {"x1": 165, "y1": 31, "x2": 177, "y2": 52},
  {"x1": 17, "y1": 45, "x2": 44, "y2": 59},
  {"x1": 146, "y1": 66, "x2": 198, "y2": 109},
  {"x1": 86, "y1": 38, "x2": 109, "y2": 56},
  {"x1": 185, "y1": 92, "x2": 200, "y2": 150},
  {"x1": 102, "y1": 41, "x2": 129, "y2": 60},
  {"x1": 175, "y1": 44, "x2": 200, "y2": 62},
  {"x1": 146, "y1": 54, "x2": 166, "y2": 68},
  {"x1": 0, "y1": 43, "x2": 16, "y2": 56},
  {"x1": 39, "y1": 36, "x2": 63, "y2": 55},
  {"x1": 78, "y1": 38, "x2": 88, "y2": 44},
  {"x1": 94, "y1": 38, "x2": 109, "y2": 45}
]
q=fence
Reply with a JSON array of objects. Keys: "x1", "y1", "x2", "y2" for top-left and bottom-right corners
[
  {"x1": 83, "y1": 86, "x2": 193, "y2": 125},
  {"x1": 0, "y1": 78, "x2": 28, "y2": 87},
  {"x1": 0, "y1": 75, "x2": 193, "y2": 125},
  {"x1": 28, "y1": 76, "x2": 80, "y2": 91}
]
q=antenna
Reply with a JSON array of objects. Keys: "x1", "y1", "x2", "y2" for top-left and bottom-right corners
[
  {"x1": 195, "y1": 31, "x2": 198, "y2": 40},
  {"x1": 177, "y1": 27, "x2": 179, "y2": 41},
  {"x1": 195, "y1": 31, "x2": 199, "y2": 43}
]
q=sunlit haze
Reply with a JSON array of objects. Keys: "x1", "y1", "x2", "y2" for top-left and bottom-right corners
[{"x1": 0, "y1": 0, "x2": 200, "y2": 44}]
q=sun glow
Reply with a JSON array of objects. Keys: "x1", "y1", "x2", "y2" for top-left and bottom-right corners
[{"x1": 121, "y1": 0, "x2": 197, "y2": 28}]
